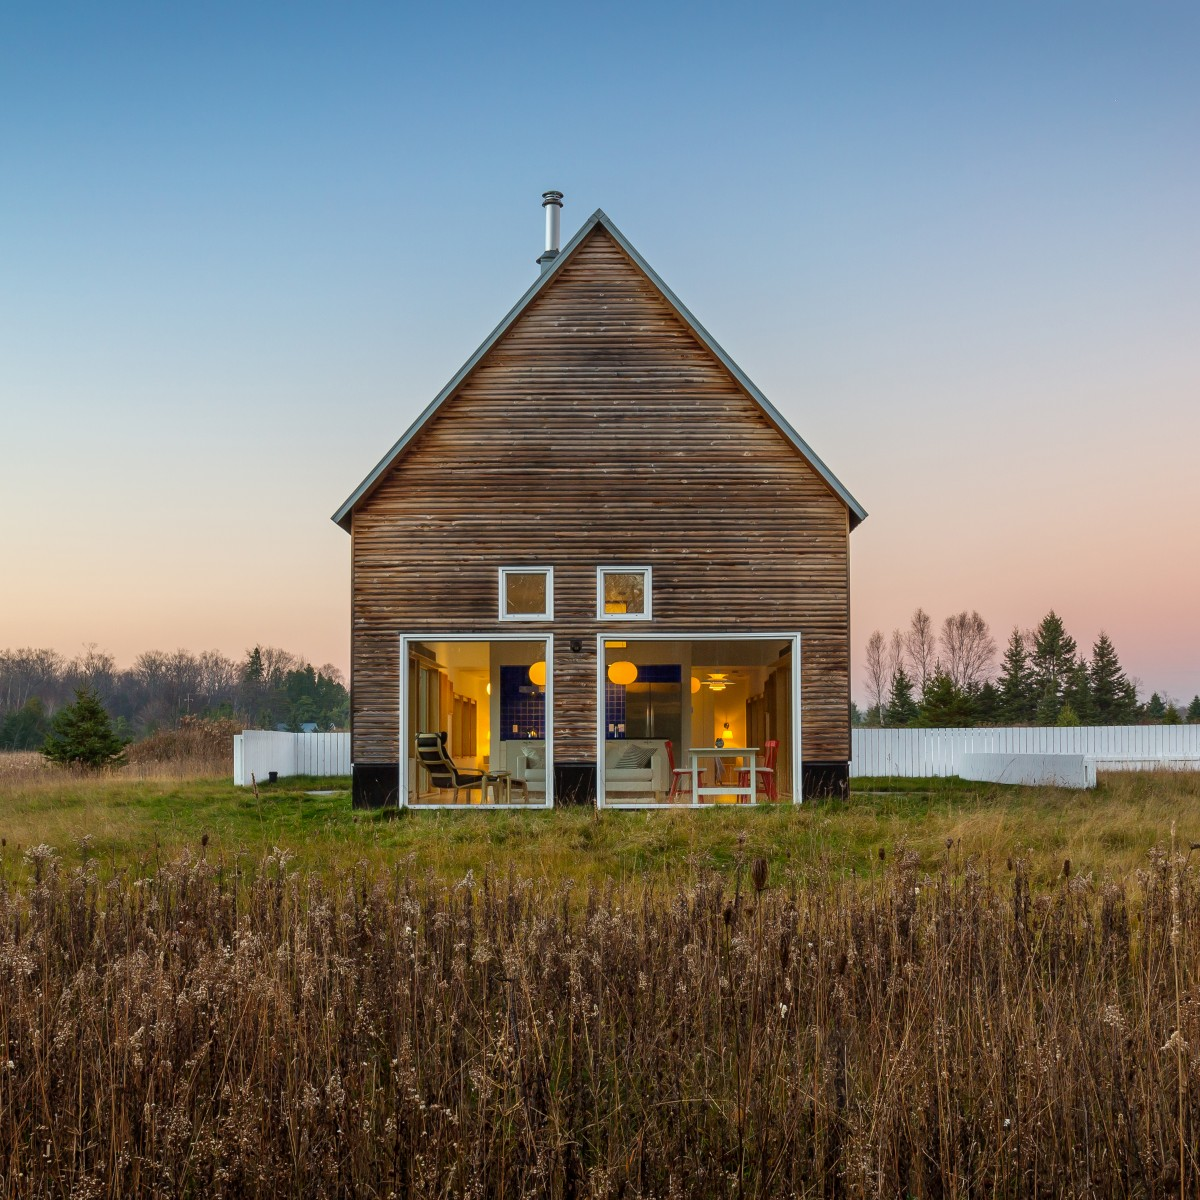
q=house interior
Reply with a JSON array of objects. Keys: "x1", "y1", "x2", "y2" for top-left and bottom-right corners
[
  {"x1": 405, "y1": 636, "x2": 794, "y2": 806},
  {"x1": 406, "y1": 639, "x2": 547, "y2": 805},
  {"x1": 600, "y1": 638, "x2": 794, "y2": 805}
]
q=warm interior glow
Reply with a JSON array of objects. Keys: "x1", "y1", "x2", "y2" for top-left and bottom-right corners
[
  {"x1": 607, "y1": 660, "x2": 638, "y2": 686},
  {"x1": 528, "y1": 661, "x2": 547, "y2": 687},
  {"x1": 690, "y1": 676, "x2": 701, "y2": 694}
]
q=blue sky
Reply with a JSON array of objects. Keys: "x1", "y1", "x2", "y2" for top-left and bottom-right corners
[{"x1": 2, "y1": 2, "x2": 1198, "y2": 700}]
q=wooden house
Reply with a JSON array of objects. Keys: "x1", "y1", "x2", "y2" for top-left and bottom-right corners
[{"x1": 333, "y1": 195, "x2": 866, "y2": 808}]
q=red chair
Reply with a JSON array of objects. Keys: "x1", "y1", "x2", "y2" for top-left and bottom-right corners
[
  {"x1": 666, "y1": 740, "x2": 704, "y2": 801},
  {"x1": 738, "y1": 739, "x2": 779, "y2": 801}
]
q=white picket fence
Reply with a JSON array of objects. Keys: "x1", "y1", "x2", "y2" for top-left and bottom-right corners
[
  {"x1": 233, "y1": 731, "x2": 351, "y2": 786},
  {"x1": 851, "y1": 725, "x2": 1200, "y2": 779}
]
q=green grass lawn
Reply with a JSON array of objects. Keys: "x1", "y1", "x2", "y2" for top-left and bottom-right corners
[{"x1": 3, "y1": 765, "x2": 1198, "y2": 889}]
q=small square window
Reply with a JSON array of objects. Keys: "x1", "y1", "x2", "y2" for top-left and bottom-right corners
[
  {"x1": 499, "y1": 567, "x2": 553, "y2": 621},
  {"x1": 598, "y1": 567, "x2": 652, "y2": 620}
]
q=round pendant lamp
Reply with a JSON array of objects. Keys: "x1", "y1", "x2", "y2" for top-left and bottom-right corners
[
  {"x1": 528, "y1": 661, "x2": 547, "y2": 687},
  {"x1": 607, "y1": 660, "x2": 638, "y2": 687},
  {"x1": 690, "y1": 676, "x2": 701, "y2": 694}
]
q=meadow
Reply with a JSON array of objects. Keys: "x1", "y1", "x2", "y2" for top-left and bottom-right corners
[
  {"x1": 1, "y1": 759, "x2": 1198, "y2": 1196},
  {"x1": 1, "y1": 752, "x2": 1199, "y2": 888}
]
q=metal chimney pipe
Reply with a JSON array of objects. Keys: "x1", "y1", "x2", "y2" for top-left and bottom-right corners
[{"x1": 537, "y1": 190, "x2": 564, "y2": 272}]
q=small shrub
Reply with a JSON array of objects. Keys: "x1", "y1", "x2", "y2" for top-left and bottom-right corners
[{"x1": 41, "y1": 686, "x2": 127, "y2": 769}]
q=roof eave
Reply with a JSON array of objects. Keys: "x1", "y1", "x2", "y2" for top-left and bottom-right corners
[
  {"x1": 331, "y1": 212, "x2": 610, "y2": 531},
  {"x1": 591, "y1": 212, "x2": 868, "y2": 529}
]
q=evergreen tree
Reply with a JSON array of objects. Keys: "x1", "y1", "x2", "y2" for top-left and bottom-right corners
[
  {"x1": 1063, "y1": 659, "x2": 1094, "y2": 725},
  {"x1": 0, "y1": 697, "x2": 50, "y2": 750},
  {"x1": 1056, "y1": 701, "x2": 1081, "y2": 727},
  {"x1": 919, "y1": 671, "x2": 975, "y2": 727},
  {"x1": 850, "y1": 701, "x2": 864, "y2": 727},
  {"x1": 1088, "y1": 632, "x2": 1137, "y2": 724},
  {"x1": 1188, "y1": 696, "x2": 1200, "y2": 723},
  {"x1": 1145, "y1": 692, "x2": 1166, "y2": 721},
  {"x1": 886, "y1": 667, "x2": 919, "y2": 727},
  {"x1": 42, "y1": 687, "x2": 128, "y2": 769},
  {"x1": 1035, "y1": 679, "x2": 1061, "y2": 726},
  {"x1": 1164, "y1": 704, "x2": 1183, "y2": 725},
  {"x1": 1031, "y1": 611, "x2": 1077, "y2": 705},
  {"x1": 243, "y1": 646, "x2": 264, "y2": 684},
  {"x1": 997, "y1": 628, "x2": 1036, "y2": 723},
  {"x1": 240, "y1": 646, "x2": 269, "y2": 725},
  {"x1": 283, "y1": 666, "x2": 350, "y2": 731},
  {"x1": 974, "y1": 679, "x2": 1001, "y2": 725}
]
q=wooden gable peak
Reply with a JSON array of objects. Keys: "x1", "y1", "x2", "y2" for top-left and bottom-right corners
[{"x1": 332, "y1": 209, "x2": 867, "y2": 531}]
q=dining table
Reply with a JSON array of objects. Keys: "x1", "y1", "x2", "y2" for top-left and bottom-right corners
[{"x1": 688, "y1": 746, "x2": 758, "y2": 805}]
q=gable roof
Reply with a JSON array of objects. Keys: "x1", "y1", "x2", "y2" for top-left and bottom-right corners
[{"x1": 332, "y1": 209, "x2": 867, "y2": 531}]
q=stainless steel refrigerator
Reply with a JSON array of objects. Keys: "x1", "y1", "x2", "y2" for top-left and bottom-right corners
[{"x1": 624, "y1": 681, "x2": 682, "y2": 748}]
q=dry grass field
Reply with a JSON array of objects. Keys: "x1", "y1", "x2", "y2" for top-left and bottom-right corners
[
  {"x1": 1, "y1": 757, "x2": 1198, "y2": 1195},
  {"x1": 1, "y1": 753, "x2": 1199, "y2": 889}
]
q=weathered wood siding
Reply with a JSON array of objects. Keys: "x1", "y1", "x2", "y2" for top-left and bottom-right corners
[{"x1": 350, "y1": 227, "x2": 852, "y2": 765}]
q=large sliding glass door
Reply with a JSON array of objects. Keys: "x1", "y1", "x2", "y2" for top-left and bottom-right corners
[
  {"x1": 400, "y1": 635, "x2": 553, "y2": 808},
  {"x1": 596, "y1": 634, "x2": 800, "y2": 808}
]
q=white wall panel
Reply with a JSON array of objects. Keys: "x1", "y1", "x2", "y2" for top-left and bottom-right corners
[{"x1": 233, "y1": 731, "x2": 351, "y2": 785}]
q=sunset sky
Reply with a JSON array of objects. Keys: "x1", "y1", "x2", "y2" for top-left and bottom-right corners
[{"x1": 2, "y1": 2, "x2": 1197, "y2": 703}]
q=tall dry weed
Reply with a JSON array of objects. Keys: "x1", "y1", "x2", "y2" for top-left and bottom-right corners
[{"x1": 0, "y1": 845, "x2": 1195, "y2": 1197}]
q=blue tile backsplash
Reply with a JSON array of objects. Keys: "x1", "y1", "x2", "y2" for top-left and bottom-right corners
[{"x1": 499, "y1": 665, "x2": 546, "y2": 740}]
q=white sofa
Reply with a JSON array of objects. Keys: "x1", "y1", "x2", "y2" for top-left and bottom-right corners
[
  {"x1": 497, "y1": 741, "x2": 548, "y2": 796},
  {"x1": 496, "y1": 739, "x2": 669, "y2": 800},
  {"x1": 603, "y1": 739, "x2": 669, "y2": 799}
]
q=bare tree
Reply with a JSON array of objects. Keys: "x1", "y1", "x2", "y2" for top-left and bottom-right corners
[
  {"x1": 864, "y1": 630, "x2": 889, "y2": 718},
  {"x1": 257, "y1": 646, "x2": 302, "y2": 688},
  {"x1": 940, "y1": 611, "x2": 997, "y2": 692},
  {"x1": 887, "y1": 629, "x2": 904, "y2": 689},
  {"x1": 0, "y1": 648, "x2": 64, "y2": 712},
  {"x1": 903, "y1": 608, "x2": 937, "y2": 698},
  {"x1": 198, "y1": 651, "x2": 239, "y2": 706},
  {"x1": 65, "y1": 645, "x2": 118, "y2": 707}
]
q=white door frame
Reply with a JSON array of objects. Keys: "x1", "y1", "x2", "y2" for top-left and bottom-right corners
[
  {"x1": 595, "y1": 631, "x2": 802, "y2": 809},
  {"x1": 398, "y1": 632, "x2": 554, "y2": 810}
]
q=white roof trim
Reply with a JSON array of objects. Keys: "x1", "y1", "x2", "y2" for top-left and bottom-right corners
[{"x1": 333, "y1": 209, "x2": 867, "y2": 530}]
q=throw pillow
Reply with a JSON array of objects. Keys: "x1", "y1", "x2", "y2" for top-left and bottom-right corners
[
  {"x1": 521, "y1": 745, "x2": 545, "y2": 770},
  {"x1": 615, "y1": 743, "x2": 653, "y2": 770}
]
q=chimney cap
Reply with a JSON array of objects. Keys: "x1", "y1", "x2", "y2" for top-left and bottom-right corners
[{"x1": 538, "y1": 190, "x2": 564, "y2": 272}]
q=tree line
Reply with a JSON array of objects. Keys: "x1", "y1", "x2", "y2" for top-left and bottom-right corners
[
  {"x1": 858, "y1": 609, "x2": 1200, "y2": 728},
  {"x1": 0, "y1": 644, "x2": 349, "y2": 751}
]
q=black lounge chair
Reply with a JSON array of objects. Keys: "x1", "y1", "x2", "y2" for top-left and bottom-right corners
[{"x1": 416, "y1": 732, "x2": 506, "y2": 803}]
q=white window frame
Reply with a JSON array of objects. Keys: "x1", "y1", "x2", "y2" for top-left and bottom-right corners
[
  {"x1": 596, "y1": 565, "x2": 653, "y2": 621},
  {"x1": 398, "y1": 632, "x2": 554, "y2": 810},
  {"x1": 594, "y1": 631, "x2": 802, "y2": 809},
  {"x1": 498, "y1": 566, "x2": 554, "y2": 622}
]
